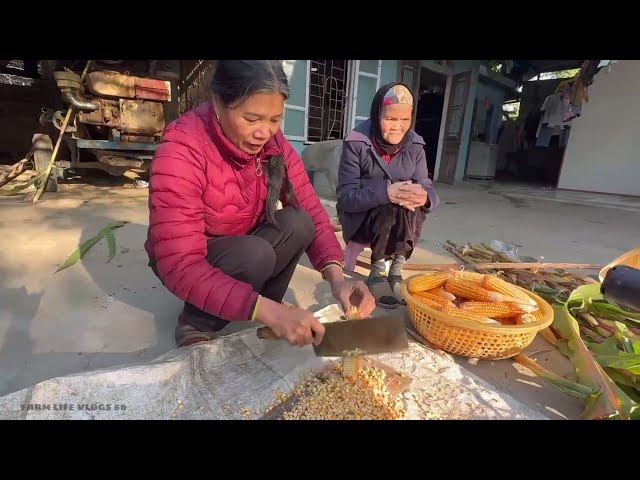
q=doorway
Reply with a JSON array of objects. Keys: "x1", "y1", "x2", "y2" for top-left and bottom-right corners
[{"x1": 414, "y1": 67, "x2": 447, "y2": 178}]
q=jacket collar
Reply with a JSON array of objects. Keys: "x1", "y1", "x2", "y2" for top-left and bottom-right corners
[{"x1": 201, "y1": 102, "x2": 283, "y2": 168}]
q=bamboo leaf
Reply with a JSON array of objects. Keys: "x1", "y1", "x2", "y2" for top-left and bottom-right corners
[{"x1": 105, "y1": 229, "x2": 116, "y2": 262}]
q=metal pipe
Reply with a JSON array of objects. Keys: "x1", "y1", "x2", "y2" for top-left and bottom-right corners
[{"x1": 63, "y1": 90, "x2": 99, "y2": 111}]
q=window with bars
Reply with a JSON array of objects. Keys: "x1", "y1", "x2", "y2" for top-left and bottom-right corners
[
  {"x1": 307, "y1": 60, "x2": 348, "y2": 142},
  {"x1": 281, "y1": 60, "x2": 350, "y2": 142}
]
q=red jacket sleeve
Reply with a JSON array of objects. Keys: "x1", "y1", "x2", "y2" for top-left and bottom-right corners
[
  {"x1": 147, "y1": 127, "x2": 258, "y2": 321},
  {"x1": 281, "y1": 138, "x2": 345, "y2": 270}
]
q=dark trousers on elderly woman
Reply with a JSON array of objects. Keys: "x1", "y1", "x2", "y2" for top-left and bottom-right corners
[
  {"x1": 150, "y1": 207, "x2": 315, "y2": 346},
  {"x1": 351, "y1": 203, "x2": 426, "y2": 262},
  {"x1": 348, "y1": 204, "x2": 426, "y2": 291}
]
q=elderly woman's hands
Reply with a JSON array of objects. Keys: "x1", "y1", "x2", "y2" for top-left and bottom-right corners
[
  {"x1": 322, "y1": 265, "x2": 376, "y2": 319},
  {"x1": 331, "y1": 280, "x2": 376, "y2": 318},
  {"x1": 387, "y1": 181, "x2": 428, "y2": 211}
]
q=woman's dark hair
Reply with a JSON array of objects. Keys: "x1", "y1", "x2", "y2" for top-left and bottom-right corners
[{"x1": 210, "y1": 60, "x2": 299, "y2": 227}]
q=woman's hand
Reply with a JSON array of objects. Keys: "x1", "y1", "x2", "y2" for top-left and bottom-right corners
[
  {"x1": 256, "y1": 297, "x2": 325, "y2": 347},
  {"x1": 388, "y1": 181, "x2": 428, "y2": 211},
  {"x1": 330, "y1": 280, "x2": 376, "y2": 319},
  {"x1": 387, "y1": 181, "x2": 413, "y2": 206}
]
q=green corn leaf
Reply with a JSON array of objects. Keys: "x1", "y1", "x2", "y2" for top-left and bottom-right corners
[
  {"x1": 0, "y1": 171, "x2": 49, "y2": 196},
  {"x1": 514, "y1": 354, "x2": 595, "y2": 400},
  {"x1": 55, "y1": 221, "x2": 129, "y2": 273},
  {"x1": 550, "y1": 288, "x2": 640, "y2": 419},
  {"x1": 55, "y1": 234, "x2": 104, "y2": 272},
  {"x1": 105, "y1": 229, "x2": 116, "y2": 262}
]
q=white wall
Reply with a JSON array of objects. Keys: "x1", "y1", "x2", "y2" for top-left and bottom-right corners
[{"x1": 557, "y1": 60, "x2": 640, "y2": 197}]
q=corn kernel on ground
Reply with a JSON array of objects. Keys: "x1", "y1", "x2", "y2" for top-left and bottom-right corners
[{"x1": 267, "y1": 363, "x2": 406, "y2": 420}]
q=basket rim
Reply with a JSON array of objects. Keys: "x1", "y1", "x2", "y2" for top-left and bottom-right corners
[{"x1": 401, "y1": 272, "x2": 554, "y2": 334}]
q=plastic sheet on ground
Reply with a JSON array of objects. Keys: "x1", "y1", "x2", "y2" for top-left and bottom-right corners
[{"x1": 0, "y1": 321, "x2": 546, "y2": 420}]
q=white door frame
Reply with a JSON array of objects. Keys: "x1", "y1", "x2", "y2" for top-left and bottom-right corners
[
  {"x1": 433, "y1": 73, "x2": 453, "y2": 182},
  {"x1": 418, "y1": 61, "x2": 453, "y2": 183},
  {"x1": 344, "y1": 60, "x2": 382, "y2": 133}
]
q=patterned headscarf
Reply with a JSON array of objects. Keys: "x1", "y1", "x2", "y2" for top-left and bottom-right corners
[
  {"x1": 370, "y1": 82, "x2": 414, "y2": 155},
  {"x1": 383, "y1": 84, "x2": 414, "y2": 107}
]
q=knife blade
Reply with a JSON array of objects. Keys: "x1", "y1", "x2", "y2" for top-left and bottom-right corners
[{"x1": 256, "y1": 314, "x2": 409, "y2": 357}]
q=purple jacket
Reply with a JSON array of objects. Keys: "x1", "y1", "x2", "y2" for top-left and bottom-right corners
[{"x1": 336, "y1": 119, "x2": 439, "y2": 242}]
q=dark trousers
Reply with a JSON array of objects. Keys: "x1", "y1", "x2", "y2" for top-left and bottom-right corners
[
  {"x1": 151, "y1": 207, "x2": 315, "y2": 332},
  {"x1": 350, "y1": 204, "x2": 426, "y2": 263}
]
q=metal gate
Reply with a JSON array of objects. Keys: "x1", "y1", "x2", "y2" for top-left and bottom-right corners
[{"x1": 177, "y1": 60, "x2": 216, "y2": 115}]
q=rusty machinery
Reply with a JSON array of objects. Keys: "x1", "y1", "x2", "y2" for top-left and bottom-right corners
[{"x1": 37, "y1": 61, "x2": 173, "y2": 185}]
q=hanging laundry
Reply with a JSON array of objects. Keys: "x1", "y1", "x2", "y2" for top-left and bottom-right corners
[
  {"x1": 535, "y1": 89, "x2": 574, "y2": 147},
  {"x1": 537, "y1": 92, "x2": 565, "y2": 131},
  {"x1": 559, "y1": 83, "x2": 581, "y2": 122},
  {"x1": 582, "y1": 60, "x2": 602, "y2": 86}
]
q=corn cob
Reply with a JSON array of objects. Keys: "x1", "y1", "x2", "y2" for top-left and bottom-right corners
[
  {"x1": 516, "y1": 313, "x2": 536, "y2": 325},
  {"x1": 458, "y1": 301, "x2": 537, "y2": 318},
  {"x1": 497, "y1": 316, "x2": 517, "y2": 326},
  {"x1": 412, "y1": 291, "x2": 455, "y2": 310},
  {"x1": 414, "y1": 296, "x2": 446, "y2": 310},
  {"x1": 481, "y1": 275, "x2": 536, "y2": 306},
  {"x1": 442, "y1": 304, "x2": 499, "y2": 324},
  {"x1": 444, "y1": 278, "x2": 504, "y2": 303},
  {"x1": 407, "y1": 271, "x2": 454, "y2": 293},
  {"x1": 532, "y1": 309, "x2": 545, "y2": 321},
  {"x1": 453, "y1": 270, "x2": 485, "y2": 283},
  {"x1": 427, "y1": 287, "x2": 456, "y2": 302}
]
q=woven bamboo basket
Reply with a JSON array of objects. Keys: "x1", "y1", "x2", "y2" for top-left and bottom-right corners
[{"x1": 400, "y1": 274, "x2": 554, "y2": 360}]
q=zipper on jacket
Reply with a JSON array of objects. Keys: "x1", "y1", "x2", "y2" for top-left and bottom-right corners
[{"x1": 255, "y1": 156, "x2": 263, "y2": 177}]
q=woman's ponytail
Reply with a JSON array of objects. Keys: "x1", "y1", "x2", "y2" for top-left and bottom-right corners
[{"x1": 264, "y1": 154, "x2": 299, "y2": 227}]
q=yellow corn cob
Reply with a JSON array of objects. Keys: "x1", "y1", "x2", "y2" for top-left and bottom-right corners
[
  {"x1": 442, "y1": 304, "x2": 499, "y2": 324},
  {"x1": 444, "y1": 278, "x2": 504, "y2": 303},
  {"x1": 516, "y1": 313, "x2": 536, "y2": 324},
  {"x1": 412, "y1": 291, "x2": 455, "y2": 310},
  {"x1": 412, "y1": 295, "x2": 447, "y2": 311},
  {"x1": 427, "y1": 287, "x2": 456, "y2": 302},
  {"x1": 532, "y1": 309, "x2": 544, "y2": 321},
  {"x1": 407, "y1": 271, "x2": 454, "y2": 293},
  {"x1": 459, "y1": 300, "x2": 534, "y2": 318},
  {"x1": 453, "y1": 271, "x2": 485, "y2": 283},
  {"x1": 481, "y1": 275, "x2": 536, "y2": 306},
  {"x1": 459, "y1": 301, "x2": 536, "y2": 318}
]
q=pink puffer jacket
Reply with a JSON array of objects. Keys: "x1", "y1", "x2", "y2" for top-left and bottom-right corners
[{"x1": 145, "y1": 102, "x2": 344, "y2": 321}]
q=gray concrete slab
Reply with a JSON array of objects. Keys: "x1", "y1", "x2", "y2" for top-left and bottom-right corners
[{"x1": 1, "y1": 178, "x2": 638, "y2": 419}]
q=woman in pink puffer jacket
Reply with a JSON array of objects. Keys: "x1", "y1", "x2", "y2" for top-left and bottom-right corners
[{"x1": 145, "y1": 60, "x2": 375, "y2": 347}]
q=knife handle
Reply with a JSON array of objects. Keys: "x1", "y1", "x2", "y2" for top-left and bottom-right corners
[{"x1": 256, "y1": 327, "x2": 280, "y2": 340}]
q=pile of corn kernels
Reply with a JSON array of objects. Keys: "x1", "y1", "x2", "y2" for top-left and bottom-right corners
[{"x1": 278, "y1": 363, "x2": 406, "y2": 420}]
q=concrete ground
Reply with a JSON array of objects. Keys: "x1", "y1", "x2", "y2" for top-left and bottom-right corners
[{"x1": 1, "y1": 174, "x2": 639, "y2": 419}]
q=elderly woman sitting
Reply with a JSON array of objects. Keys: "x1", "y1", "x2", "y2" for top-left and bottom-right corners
[{"x1": 336, "y1": 82, "x2": 439, "y2": 298}]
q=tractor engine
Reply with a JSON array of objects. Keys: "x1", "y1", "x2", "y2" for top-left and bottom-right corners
[{"x1": 53, "y1": 69, "x2": 171, "y2": 143}]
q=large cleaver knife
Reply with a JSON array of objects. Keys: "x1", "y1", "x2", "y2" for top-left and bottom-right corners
[{"x1": 256, "y1": 314, "x2": 409, "y2": 357}]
